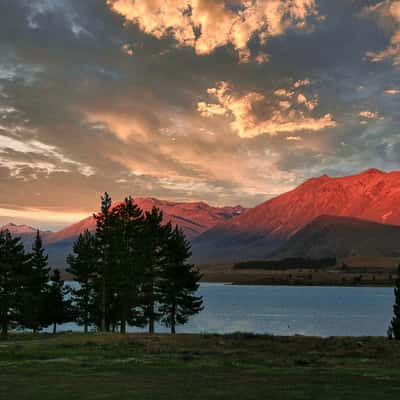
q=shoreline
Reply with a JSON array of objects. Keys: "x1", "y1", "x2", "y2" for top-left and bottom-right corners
[{"x1": 199, "y1": 265, "x2": 397, "y2": 288}]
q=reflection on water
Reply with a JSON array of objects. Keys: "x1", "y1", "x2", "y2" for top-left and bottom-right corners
[{"x1": 49, "y1": 282, "x2": 394, "y2": 337}]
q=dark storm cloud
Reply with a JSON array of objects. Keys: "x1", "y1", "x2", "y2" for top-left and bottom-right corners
[{"x1": 0, "y1": 0, "x2": 399, "y2": 228}]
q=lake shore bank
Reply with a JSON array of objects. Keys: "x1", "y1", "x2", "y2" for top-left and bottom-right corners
[{"x1": 199, "y1": 264, "x2": 397, "y2": 287}]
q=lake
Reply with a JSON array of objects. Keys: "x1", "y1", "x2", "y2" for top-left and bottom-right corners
[{"x1": 52, "y1": 283, "x2": 395, "y2": 337}]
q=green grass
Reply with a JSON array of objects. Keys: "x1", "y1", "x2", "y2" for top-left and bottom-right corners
[{"x1": 1, "y1": 333, "x2": 400, "y2": 399}]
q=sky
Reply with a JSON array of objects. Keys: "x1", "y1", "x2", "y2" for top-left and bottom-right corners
[{"x1": 0, "y1": 0, "x2": 400, "y2": 230}]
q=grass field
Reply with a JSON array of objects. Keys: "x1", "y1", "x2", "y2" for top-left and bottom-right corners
[{"x1": 1, "y1": 333, "x2": 400, "y2": 399}]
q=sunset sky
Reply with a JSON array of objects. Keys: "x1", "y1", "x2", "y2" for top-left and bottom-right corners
[{"x1": 0, "y1": 0, "x2": 400, "y2": 229}]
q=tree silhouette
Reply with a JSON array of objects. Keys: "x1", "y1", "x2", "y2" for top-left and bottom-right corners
[
  {"x1": 111, "y1": 197, "x2": 145, "y2": 333},
  {"x1": 0, "y1": 230, "x2": 29, "y2": 339},
  {"x1": 159, "y1": 227, "x2": 203, "y2": 334},
  {"x1": 389, "y1": 265, "x2": 400, "y2": 340},
  {"x1": 140, "y1": 207, "x2": 168, "y2": 334},
  {"x1": 44, "y1": 269, "x2": 72, "y2": 334},
  {"x1": 93, "y1": 192, "x2": 114, "y2": 332},
  {"x1": 67, "y1": 230, "x2": 97, "y2": 333},
  {"x1": 17, "y1": 231, "x2": 51, "y2": 332}
]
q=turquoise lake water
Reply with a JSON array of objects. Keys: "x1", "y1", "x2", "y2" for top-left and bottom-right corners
[{"x1": 50, "y1": 283, "x2": 395, "y2": 337}]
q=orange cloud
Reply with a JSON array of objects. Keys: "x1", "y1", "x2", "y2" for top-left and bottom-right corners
[
  {"x1": 0, "y1": 206, "x2": 91, "y2": 224},
  {"x1": 198, "y1": 81, "x2": 336, "y2": 138},
  {"x1": 359, "y1": 110, "x2": 379, "y2": 119},
  {"x1": 385, "y1": 88, "x2": 400, "y2": 94},
  {"x1": 107, "y1": 0, "x2": 320, "y2": 62}
]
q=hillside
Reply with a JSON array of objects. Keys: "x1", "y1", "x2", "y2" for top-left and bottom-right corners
[
  {"x1": 0, "y1": 223, "x2": 52, "y2": 249},
  {"x1": 46, "y1": 198, "x2": 245, "y2": 245},
  {"x1": 270, "y1": 215, "x2": 400, "y2": 260},
  {"x1": 193, "y1": 169, "x2": 400, "y2": 263}
]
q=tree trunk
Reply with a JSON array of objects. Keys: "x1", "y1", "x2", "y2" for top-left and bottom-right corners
[
  {"x1": 53, "y1": 322, "x2": 57, "y2": 335},
  {"x1": 121, "y1": 319, "x2": 126, "y2": 334},
  {"x1": 84, "y1": 322, "x2": 88, "y2": 334},
  {"x1": 101, "y1": 277, "x2": 106, "y2": 332},
  {"x1": 148, "y1": 282, "x2": 155, "y2": 334},
  {"x1": 121, "y1": 299, "x2": 127, "y2": 334},
  {"x1": 149, "y1": 305, "x2": 155, "y2": 334},
  {"x1": 1, "y1": 301, "x2": 8, "y2": 340},
  {"x1": 1, "y1": 321, "x2": 7, "y2": 340},
  {"x1": 171, "y1": 303, "x2": 176, "y2": 335}
]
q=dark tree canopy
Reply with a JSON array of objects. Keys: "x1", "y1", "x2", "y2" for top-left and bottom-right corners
[
  {"x1": 2, "y1": 193, "x2": 203, "y2": 337},
  {"x1": 158, "y1": 227, "x2": 203, "y2": 334},
  {"x1": 67, "y1": 230, "x2": 98, "y2": 333},
  {"x1": 44, "y1": 269, "x2": 72, "y2": 334},
  {"x1": 389, "y1": 265, "x2": 400, "y2": 340},
  {"x1": 0, "y1": 230, "x2": 30, "y2": 339}
]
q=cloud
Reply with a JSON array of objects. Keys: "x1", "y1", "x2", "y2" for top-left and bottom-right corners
[
  {"x1": 122, "y1": 43, "x2": 134, "y2": 56},
  {"x1": 286, "y1": 136, "x2": 303, "y2": 141},
  {"x1": 293, "y1": 78, "x2": 311, "y2": 88},
  {"x1": 297, "y1": 93, "x2": 317, "y2": 110},
  {"x1": 364, "y1": 0, "x2": 400, "y2": 66},
  {"x1": 0, "y1": 205, "x2": 92, "y2": 229},
  {"x1": 107, "y1": 0, "x2": 321, "y2": 62},
  {"x1": 0, "y1": 134, "x2": 95, "y2": 178},
  {"x1": 359, "y1": 110, "x2": 379, "y2": 119},
  {"x1": 198, "y1": 80, "x2": 336, "y2": 138},
  {"x1": 385, "y1": 88, "x2": 400, "y2": 94}
]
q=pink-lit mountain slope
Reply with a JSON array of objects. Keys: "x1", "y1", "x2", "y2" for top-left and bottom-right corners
[
  {"x1": 192, "y1": 169, "x2": 400, "y2": 263},
  {"x1": 0, "y1": 223, "x2": 52, "y2": 249},
  {"x1": 46, "y1": 198, "x2": 246, "y2": 244}
]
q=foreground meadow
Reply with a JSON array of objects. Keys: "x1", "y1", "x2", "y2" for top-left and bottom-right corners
[{"x1": 0, "y1": 333, "x2": 400, "y2": 399}]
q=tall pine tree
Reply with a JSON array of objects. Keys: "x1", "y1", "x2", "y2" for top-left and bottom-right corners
[
  {"x1": 389, "y1": 264, "x2": 400, "y2": 339},
  {"x1": 112, "y1": 197, "x2": 145, "y2": 333},
  {"x1": 140, "y1": 207, "x2": 168, "y2": 334},
  {"x1": 93, "y1": 192, "x2": 114, "y2": 332},
  {"x1": 0, "y1": 230, "x2": 29, "y2": 339},
  {"x1": 67, "y1": 230, "x2": 98, "y2": 333},
  {"x1": 17, "y1": 231, "x2": 50, "y2": 332},
  {"x1": 158, "y1": 227, "x2": 203, "y2": 334},
  {"x1": 44, "y1": 269, "x2": 71, "y2": 334}
]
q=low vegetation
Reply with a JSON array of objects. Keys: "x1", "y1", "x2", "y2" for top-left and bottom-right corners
[
  {"x1": 234, "y1": 257, "x2": 337, "y2": 270},
  {"x1": 1, "y1": 333, "x2": 400, "y2": 399}
]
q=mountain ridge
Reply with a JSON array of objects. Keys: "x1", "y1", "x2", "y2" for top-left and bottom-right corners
[{"x1": 192, "y1": 168, "x2": 400, "y2": 263}]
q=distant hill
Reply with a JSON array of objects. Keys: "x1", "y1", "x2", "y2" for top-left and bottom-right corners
[
  {"x1": 192, "y1": 169, "x2": 400, "y2": 263},
  {"x1": 0, "y1": 198, "x2": 245, "y2": 268},
  {"x1": 269, "y1": 215, "x2": 400, "y2": 260},
  {"x1": 46, "y1": 198, "x2": 246, "y2": 245},
  {"x1": 0, "y1": 223, "x2": 52, "y2": 250}
]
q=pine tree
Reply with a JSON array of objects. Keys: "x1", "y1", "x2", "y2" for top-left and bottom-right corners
[
  {"x1": 389, "y1": 264, "x2": 400, "y2": 340},
  {"x1": 140, "y1": 207, "x2": 168, "y2": 334},
  {"x1": 158, "y1": 227, "x2": 203, "y2": 334},
  {"x1": 93, "y1": 192, "x2": 114, "y2": 332},
  {"x1": 67, "y1": 230, "x2": 98, "y2": 333},
  {"x1": 17, "y1": 231, "x2": 50, "y2": 332},
  {"x1": 112, "y1": 197, "x2": 145, "y2": 333},
  {"x1": 44, "y1": 269, "x2": 72, "y2": 334},
  {"x1": 0, "y1": 230, "x2": 29, "y2": 339}
]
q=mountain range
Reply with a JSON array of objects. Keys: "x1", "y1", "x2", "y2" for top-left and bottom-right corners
[
  {"x1": 192, "y1": 168, "x2": 400, "y2": 263},
  {"x1": 3, "y1": 168, "x2": 400, "y2": 267},
  {"x1": 1, "y1": 198, "x2": 246, "y2": 267}
]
